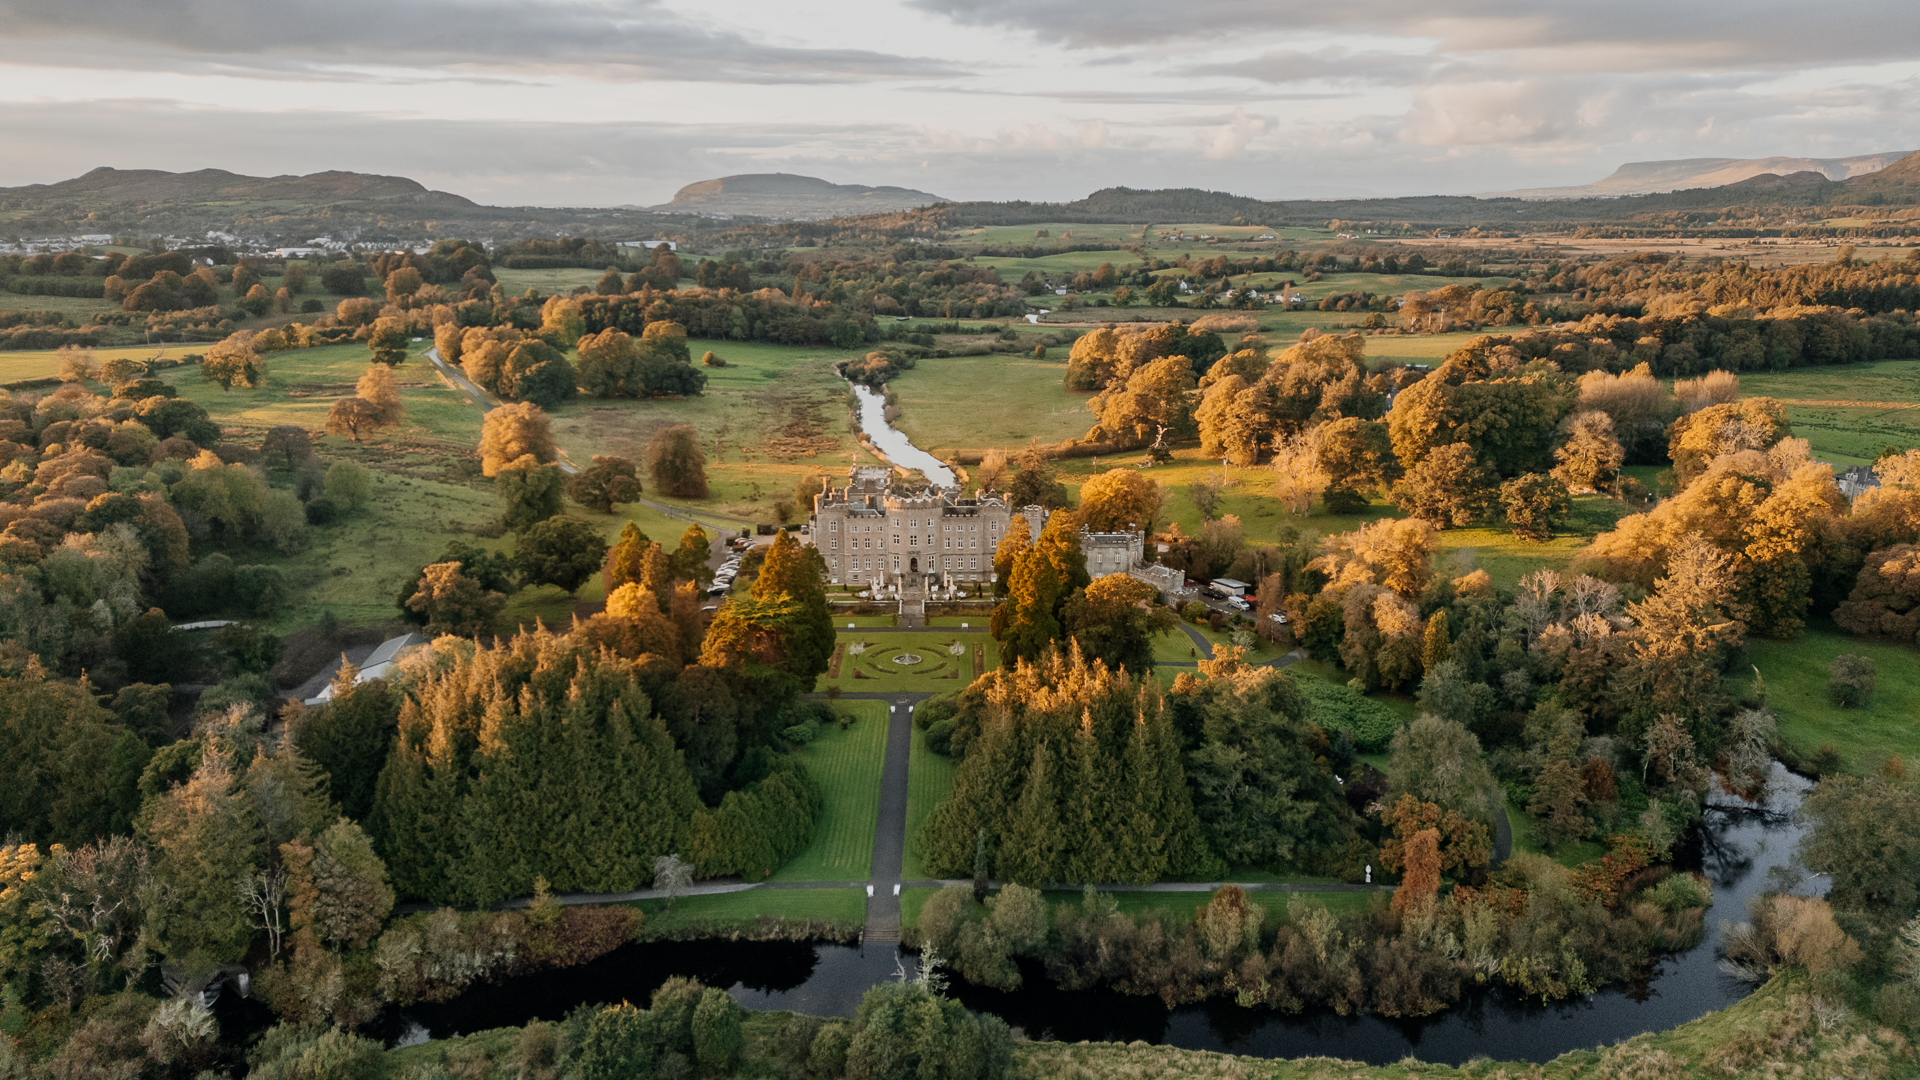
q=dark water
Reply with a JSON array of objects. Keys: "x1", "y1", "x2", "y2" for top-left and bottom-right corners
[{"x1": 387, "y1": 765, "x2": 1814, "y2": 1066}]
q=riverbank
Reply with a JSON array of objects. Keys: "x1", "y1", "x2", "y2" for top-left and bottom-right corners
[{"x1": 379, "y1": 970, "x2": 1909, "y2": 1080}]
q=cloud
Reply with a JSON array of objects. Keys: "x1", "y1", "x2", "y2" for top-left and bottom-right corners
[
  {"x1": 1196, "y1": 107, "x2": 1268, "y2": 160},
  {"x1": 1197, "y1": 48, "x2": 1445, "y2": 87},
  {"x1": 0, "y1": 0, "x2": 966, "y2": 83},
  {"x1": 911, "y1": 0, "x2": 1920, "y2": 73}
]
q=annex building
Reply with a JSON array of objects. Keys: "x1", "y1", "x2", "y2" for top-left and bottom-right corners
[{"x1": 809, "y1": 467, "x2": 1047, "y2": 588}]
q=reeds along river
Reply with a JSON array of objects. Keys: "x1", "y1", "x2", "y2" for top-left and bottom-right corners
[{"x1": 356, "y1": 765, "x2": 1817, "y2": 1067}]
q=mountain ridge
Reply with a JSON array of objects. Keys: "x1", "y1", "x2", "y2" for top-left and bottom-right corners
[
  {"x1": 648, "y1": 172, "x2": 947, "y2": 220},
  {"x1": 1481, "y1": 151, "x2": 1912, "y2": 200}
]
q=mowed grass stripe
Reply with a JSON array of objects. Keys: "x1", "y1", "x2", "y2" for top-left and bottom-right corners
[
  {"x1": 904, "y1": 724, "x2": 957, "y2": 881},
  {"x1": 770, "y1": 700, "x2": 888, "y2": 882}
]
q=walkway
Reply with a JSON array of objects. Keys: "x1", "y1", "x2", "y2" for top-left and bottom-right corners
[{"x1": 861, "y1": 693, "x2": 927, "y2": 943}]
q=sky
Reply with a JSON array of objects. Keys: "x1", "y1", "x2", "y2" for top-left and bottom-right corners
[{"x1": 0, "y1": 0, "x2": 1916, "y2": 207}]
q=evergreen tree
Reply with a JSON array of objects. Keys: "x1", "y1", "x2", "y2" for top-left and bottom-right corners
[
  {"x1": 997, "y1": 743, "x2": 1060, "y2": 885},
  {"x1": 295, "y1": 673, "x2": 400, "y2": 822},
  {"x1": 669, "y1": 523, "x2": 712, "y2": 584},
  {"x1": 602, "y1": 522, "x2": 652, "y2": 595},
  {"x1": 750, "y1": 530, "x2": 835, "y2": 683}
]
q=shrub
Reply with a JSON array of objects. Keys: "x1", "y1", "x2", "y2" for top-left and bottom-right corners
[
  {"x1": 691, "y1": 987, "x2": 742, "y2": 1076},
  {"x1": 1827, "y1": 653, "x2": 1875, "y2": 707},
  {"x1": 1295, "y1": 676, "x2": 1401, "y2": 751}
]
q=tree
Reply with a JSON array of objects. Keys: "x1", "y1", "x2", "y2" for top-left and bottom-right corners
[
  {"x1": 367, "y1": 317, "x2": 409, "y2": 366},
  {"x1": 324, "y1": 462, "x2": 373, "y2": 511},
  {"x1": 670, "y1": 522, "x2": 714, "y2": 584},
  {"x1": 1551, "y1": 410, "x2": 1625, "y2": 492},
  {"x1": 1270, "y1": 432, "x2": 1329, "y2": 515},
  {"x1": 1828, "y1": 654, "x2": 1876, "y2": 708},
  {"x1": 1386, "y1": 714, "x2": 1495, "y2": 823},
  {"x1": 747, "y1": 529, "x2": 835, "y2": 676},
  {"x1": 648, "y1": 423, "x2": 709, "y2": 498},
  {"x1": 575, "y1": 328, "x2": 640, "y2": 398},
  {"x1": 1314, "y1": 417, "x2": 1398, "y2": 511},
  {"x1": 56, "y1": 344, "x2": 96, "y2": 383},
  {"x1": 1833, "y1": 545, "x2": 1920, "y2": 641},
  {"x1": 480, "y1": 402, "x2": 557, "y2": 478},
  {"x1": 692, "y1": 987, "x2": 743, "y2": 1076},
  {"x1": 1499, "y1": 473, "x2": 1571, "y2": 542},
  {"x1": 143, "y1": 748, "x2": 263, "y2": 964},
  {"x1": 603, "y1": 522, "x2": 653, "y2": 594},
  {"x1": 285, "y1": 818, "x2": 394, "y2": 951},
  {"x1": 1077, "y1": 469, "x2": 1160, "y2": 533},
  {"x1": 1309, "y1": 516, "x2": 1437, "y2": 597},
  {"x1": 261, "y1": 425, "x2": 312, "y2": 469},
  {"x1": 404, "y1": 561, "x2": 504, "y2": 636},
  {"x1": 1062, "y1": 573, "x2": 1175, "y2": 675},
  {"x1": 324, "y1": 397, "x2": 382, "y2": 442},
  {"x1": 200, "y1": 332, "x2": 267, "y2": 391},
  {"x1": 1391, "y1": 828, "x2": 1440, "y2": 915},
  {"x1": 539, "y1": 296, "x2": 586, "y2": 347},
  {"x1": 566, "y1": 455, "x2": 642, "y2": 513},
  {"x1": 498, "y1": 459, "x2": 566, "y2": 532},
  {"x1": 355, "y1": 364, "x2": 404, "y2": 426},
  {"x1": 0, "y1": 662, "x2": 124, "y2": 846},
  {"x1": 1797, "y1": 770, "x2": 1920, "y2": 921},
  {"x1": 1390, "y1": 443, "x2": 1495, "y2": 527},
  {"x1": 517, "y1": 517, "x2": 609, "y2": 595}
]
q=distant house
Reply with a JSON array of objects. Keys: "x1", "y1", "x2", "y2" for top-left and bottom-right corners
[
  {"x1": 304, "y1": 633, "x2": 428, "y2": 705},
  {"x1": 1080, "y1": 529, "x2": 1145, "y2": 578},
  {"x1": 1836, "y1": 465, "x2": 1881, "y2": 501}
]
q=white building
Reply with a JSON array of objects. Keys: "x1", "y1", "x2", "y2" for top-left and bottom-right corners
[
  {"x1": 304, "y1": 633, "x2": 427, "y2": 705},
  {"x1": 1080, "y1": 529, "x2": 1145, "y2": 578}
]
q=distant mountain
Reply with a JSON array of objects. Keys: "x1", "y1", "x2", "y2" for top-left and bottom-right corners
[
  {"x1": 1483, "y1": 152, "x2": 1912, "y2": 200},
  {"x1": 650, "y1": 173, "x2": 947, "y2": 220},
  {"x1": 4, "y1": 166, "x2": 480, "y2": 210}
]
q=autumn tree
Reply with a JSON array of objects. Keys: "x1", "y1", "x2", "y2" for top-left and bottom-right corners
[
  {"x1": 575, "y1": 328, "x2": 641, "y2": 398},
  {"x1": 480, "y1": 402, "x2": 558, "y2": 477},
  {"x1": 404, "y1": 561, "x2": 504, "y2": 636},
  {"x1": 563, "y1": 455, "x2": 642, "y2": 513},
  {"x1": 1270, "y1": 432, "x2": 1329, "y2": 515},
  {"x1": 647, "y1": 423, "x2": 708, "y2": 498},
  {"x1": 1551, "y1": 410, "x2": 1626, "y2": 492},
  {"x1": 200, "y1": 331, "x2": 267, "y2": 392},
  {"x1": 1499, "y1": 473, "x2": 1571, "y2": 542},
  {"x1": 1077, "y1": 468, "x2": 1161, "y2": 533},
  {"x1": 261, "y1": 425, "x2": 312, "y2": 469},
  {"x1": 1309, "y1": 516, "x2": 1437, "y2": 597},
  {"x1": 1391, "y1": 443, "x2": 1495, "y2": 527},
  {"x1": 55, "y1": 345, "x2": 96, "y2": 383},
  {"x1": 367, "y1": 317, "x2": 410, "y2": 366},
  {"x1": 1391, "y1": 828, "x2": 1440, "y2": 915},
  {"x1": 355, "y1": 364, "x2": 405, "y2": 427},
  {"x1": 324, "y1": 397, "x2": 382, "y2": 442},
  {"x1": 603, "y1": 522, "x2": 653, "y2": 594},
  {"x1": 1062, "y1": 573, "x2": 1175, "y2": 675}
]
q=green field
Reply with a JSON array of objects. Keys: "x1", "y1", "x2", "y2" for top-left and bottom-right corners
[
  {"x1": 491, "y1": 267, "x2": 634, "y2": 295},
  {"x1": 1737, "y1": 360, "x2": 1920, "y2": 465},
  {"x1": 770, "y1": 701, "x2": 888, "y2": 883},
  {"x1": 0, "y1": 344, "x2": 208, "y2": 383},
  {"x1": 0, "y1": 291, "x2": 119, "y2": 319},
  {"x1": 1746, "y1": 620, "x2": 1920, "y2": 774},
  {"x1": 888, "y1": 353, "x2": 1091, "y2": 450},
  {"x1": 1364, "y1": 331, "x2": 1487, "y2": 367},
  {"x1": 904, "y1": 725, "x2": 957, "y2": 881},
  {"x1": 825, "y1": 632, "x2": 994, "y2": 693},
  {"x1": 157, "y1": 340, "x2": 485, "y2": 448},
  {"x1": 631, "y1": 887, "x2": 865, "y2": 934}
]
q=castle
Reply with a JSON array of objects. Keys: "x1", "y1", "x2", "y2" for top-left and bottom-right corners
[{"x1": 809, "y1": 467, "x2": 1047, "y2": 588}]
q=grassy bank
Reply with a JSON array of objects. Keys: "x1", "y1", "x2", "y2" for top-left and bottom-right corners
[
  {"x1": 630, "y1": 888, "x2": 865, "y2": 935},
  {"x1": 1747, "y1": 619, "x2": 1920, "y2": 774}
]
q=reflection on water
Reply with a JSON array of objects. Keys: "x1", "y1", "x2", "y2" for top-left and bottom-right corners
[
  {"x1": 850, "y1": 382, "x2": 956, "y2": 487},
  {"x1": 391, "y1": 764, "x2": 1813, "y2": 1066}
]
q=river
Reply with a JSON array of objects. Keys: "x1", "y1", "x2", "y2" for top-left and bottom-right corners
[
  {"x1": 850, "y1": 382, "x2": 956, "y2": 487},
  {"x1": 379, "y1": 764, "x2": 1815, "y2": 1066}
]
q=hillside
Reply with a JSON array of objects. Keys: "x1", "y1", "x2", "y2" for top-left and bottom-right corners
[
  {"x1": 1484, "y1": 151, "x2": 1912, "y2": 200},
  {"x1": 650, "y1": 172, "x2": 947, "y2": 220},
  {"x1": 0, "y1": 166, "x2": 699, "y2": 243}
]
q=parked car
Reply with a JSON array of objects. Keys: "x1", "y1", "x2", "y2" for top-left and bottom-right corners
[
  {"x1": 1227, "y1": 596, "x2": 1251, "y2": 611},
  {"x1": 1267, "y1": 612, "x2": 1289, "y2": 625}
]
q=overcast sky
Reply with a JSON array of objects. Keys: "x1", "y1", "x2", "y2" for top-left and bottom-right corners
[{"x1": 1, "y1": 0, "x2": 1915, "y2": 206}]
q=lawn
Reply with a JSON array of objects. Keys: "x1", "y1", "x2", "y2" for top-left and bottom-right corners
[
  {"x1": 770, "y1": 701, "x2": 889, "y2": 883},
  {"x1": 1745, "y1": 619, "x2": 1920, "y2": 774},
  {"x1": 822, "y1": 632, "x2": 995, "y2": 693},
  {"x1": 544, "y1": 340, "x2": 858, "y2": 525},
  {"x1": 1364, "y1": 331, "x2": 1487, "y2": 368},
  {"x1": 970, "y1": 250, "x2": 1145, "y2": 278},
  {"x1": 631, "y1": 888, "x2": 865, "y2": 934},
  {"x1": 887, "y1": 353, "x2": 1092, "y2": 452},
  {"x1": 904, "y1": 725, "x2": 957, "y2": 881},
  {"x1": 492, "y1": 266, "x2": 636, "y2": 295}
]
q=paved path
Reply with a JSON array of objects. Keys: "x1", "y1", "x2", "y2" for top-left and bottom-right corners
[{"x1": 862, "y1": 694, "x2": 927, "y2": 943}]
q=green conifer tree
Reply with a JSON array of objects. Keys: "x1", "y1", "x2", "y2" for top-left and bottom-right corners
[{"x1": 998, "y1": 742, "x2": 1060, "y2": 885}]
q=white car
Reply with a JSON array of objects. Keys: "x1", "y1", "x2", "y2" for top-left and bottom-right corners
[{"x1": 1267, "y1": 612, "x2": 1289, "y2": 625}]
